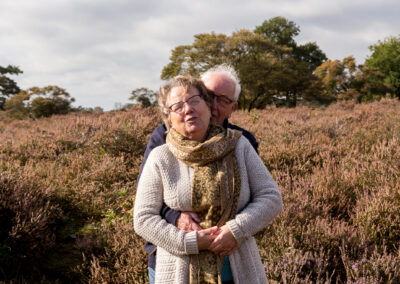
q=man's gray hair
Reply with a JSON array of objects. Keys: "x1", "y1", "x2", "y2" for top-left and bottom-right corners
[{"x1": 200, "y1": 64, "x2": 241, "y2": 101}]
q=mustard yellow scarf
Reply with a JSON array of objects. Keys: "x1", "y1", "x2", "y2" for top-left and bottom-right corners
[{"x1": 166, "y1": 125, "x2": 242, "y2": 284}]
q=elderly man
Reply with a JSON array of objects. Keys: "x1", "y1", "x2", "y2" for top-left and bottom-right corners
[{"x1": 137, "y1": 64, "x2": 259, "y2": 283}]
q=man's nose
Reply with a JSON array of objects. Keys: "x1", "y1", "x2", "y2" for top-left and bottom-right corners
[{"x1": 211, "y1": 96, "x2": 218, "y2": 110}]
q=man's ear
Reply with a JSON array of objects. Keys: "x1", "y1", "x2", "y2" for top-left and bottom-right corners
[
  {"x1": 228, "y1": 102, "x2": 238, "y2": 118},
  {"x1": 232, "y1": 102, "x2": 238, "y2": 111}
]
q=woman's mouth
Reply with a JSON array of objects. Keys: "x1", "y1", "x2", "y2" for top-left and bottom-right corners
[{"x1": 185, "y1": 117, "x2": 198, "y2": 123}]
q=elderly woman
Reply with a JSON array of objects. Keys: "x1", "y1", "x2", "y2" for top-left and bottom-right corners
[{"x1": 134, "y1": 75, "x2": 282, "y2": 284}]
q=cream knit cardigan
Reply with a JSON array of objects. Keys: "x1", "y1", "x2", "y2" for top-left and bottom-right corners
[{"x1": 134, "y1": 136, "x2": 283, "y2": 284}]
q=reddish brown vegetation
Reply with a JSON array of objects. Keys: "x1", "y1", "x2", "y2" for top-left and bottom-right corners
[{"x1": 1, "y1": 100, "x2": 399, "y2": 283}]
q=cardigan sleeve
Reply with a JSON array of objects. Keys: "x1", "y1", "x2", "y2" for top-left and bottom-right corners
[
  {"x1": 226, "y1": 139, "x2": 283, "y2": 242},
  {"x1": 137, "y1": 124, "x2": 181, "y2": 226},
  {"x1": 133, "y1": 148, "x2": 199, "y2": 256}
]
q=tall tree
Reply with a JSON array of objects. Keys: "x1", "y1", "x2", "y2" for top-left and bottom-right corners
[
  {"x1": 161, "y1": 26, "x2": 323, "y2": 110},
  {"x1": 0, "y1": 65, "x2": 23, "y2": 109},
  {"x1": 254, "y1": 17, "x2": 327, "y2": 71},
  {"x1": 254, "y1": 16, "x2": 299, "y2": 47},
  {"x1": 314, "y1": 56, "x2": 394, "y2": 103},
  {"x1": 162, "y1": 30, "x2": 286, "y2": 110},
  {"x1": 161, "y1": 33, "x2": 230, "y2": 79},
  {"x1": 226, "y1": 30, "x2": 287, "y2": 109},
  {"x1": 129, "y1": 87, "x2": 157, "y2": 107},
  {"x1": 293, "y1": 42, "x2": 327, "y2": 71},
  {"x1": 365, "y1": 35, "x2": 400, "y2": 99},
  {"x1": 342, "y1": 65, "x2": 395, "y2": 102},
  {"x1": 314, "y1": 56, "x2": 357, "y2": 103}
]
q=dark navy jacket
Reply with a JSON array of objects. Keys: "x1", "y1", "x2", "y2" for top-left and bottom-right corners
[{"x1": 136, "y1": 120, "x2": 259, "y2": 269}]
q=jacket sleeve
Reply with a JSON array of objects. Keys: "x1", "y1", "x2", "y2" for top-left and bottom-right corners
[
  {"x1": 240, "y1": 129, "x2": 259, "y2": 154},
  {"x1": 226, "y1": 121, "x2": 259, "y2": 154},
  {"x1": 137, "y1": 124, "x2": 166, "y2": 183},
  {"x1": 137, "y1": 124, "x2": 181, "y2": 226},
  {"x1": 226, "y1": 139, "x2": 283, "y2": 242},
  {"x1": 134, "y1": 150, "x2": 199, "y2": 256}
]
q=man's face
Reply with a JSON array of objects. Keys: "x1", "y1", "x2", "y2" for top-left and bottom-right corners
[{"x1": 203, "y1": 74, "x2": 238, "y2": 126}]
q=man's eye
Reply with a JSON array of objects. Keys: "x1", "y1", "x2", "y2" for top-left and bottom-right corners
[{"x1": 218, "y1": 97, "x2": 229, "y2": 103}]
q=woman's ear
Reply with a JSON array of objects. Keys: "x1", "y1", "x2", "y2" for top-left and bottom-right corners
[{"x1": 168, "y1": 116, "x2": 172, "y2": 128}]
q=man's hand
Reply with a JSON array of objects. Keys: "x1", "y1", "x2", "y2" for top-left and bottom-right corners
[
  {"x1": 208, "y1": 225, "x2": 239, "y2": 256},
  {"x1": 176, "y1": 211, "x2": 202, "y2": 232}
]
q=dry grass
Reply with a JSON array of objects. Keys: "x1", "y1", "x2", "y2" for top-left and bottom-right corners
[{"x1": 1, "y1": 99, "x2": 399, "y2": 283}]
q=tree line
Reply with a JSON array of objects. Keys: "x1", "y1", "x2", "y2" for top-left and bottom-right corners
[
  {"x1": 0, "y1": 65, "x2": 79, "y2": 119},
  {"x1": 157, "y1": 17, "x2": 399, "y2": 110},
  {"x1": 0, "y1": 66, "x2": 104, "y2": 119},
  {"x1": 2, "y1": 16, "x2": 400, "y2": 119}
]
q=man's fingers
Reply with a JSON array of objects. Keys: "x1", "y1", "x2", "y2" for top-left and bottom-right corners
[
  {"x1": 177, "y1": 212, "x2": 205, "y2": 232},
  {"x1": 191, "y1": 222, "x2": 202, "y2": 231},
  {"x1": 176, "y1": 212, "x2": 191, "y2": 230},
  {"x1": 188, "y1": 212, "x2": 201, "y2": 223}
]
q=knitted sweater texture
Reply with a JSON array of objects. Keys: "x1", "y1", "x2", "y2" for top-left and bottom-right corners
[{"x1": 134, "y1": 136, "x2": 282, "y2": 283}]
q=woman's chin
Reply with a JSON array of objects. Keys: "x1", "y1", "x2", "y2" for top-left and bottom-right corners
[
  {"x1": 184, "y1": 126, "x2": 207, "y2": 141},
  {"x1": 185, "y1": 123, "x2": 202, "y2": 133}
]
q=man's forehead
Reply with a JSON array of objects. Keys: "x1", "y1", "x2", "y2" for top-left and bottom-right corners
[{"x1": 204, "y1": 74, "x2": 235, "y2": 97}]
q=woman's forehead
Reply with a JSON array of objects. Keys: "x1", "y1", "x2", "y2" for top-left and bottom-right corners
[{"x1": 168, "y1": 85, "x2": 199, "y2": 101}]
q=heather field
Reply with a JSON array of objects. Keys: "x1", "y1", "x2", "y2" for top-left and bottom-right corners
[{"x1": 1, "y1": 99, "x2": 400, "y2": 283}]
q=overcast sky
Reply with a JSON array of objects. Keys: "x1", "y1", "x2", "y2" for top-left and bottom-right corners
[{"x1": 1, "y1": 0, "x2": 399, "y2": 111}]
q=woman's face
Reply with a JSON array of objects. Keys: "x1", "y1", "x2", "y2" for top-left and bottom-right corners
[{"x1": 167, "y1": 85, "x2": 211, "y2": 142}]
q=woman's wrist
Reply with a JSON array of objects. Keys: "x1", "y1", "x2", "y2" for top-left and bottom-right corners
[{"x1": 185, "y1": 231, "x2": 199, "y2": 254}]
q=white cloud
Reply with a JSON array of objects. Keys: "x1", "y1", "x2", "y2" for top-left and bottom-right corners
[{"x1": 1, "y1": 0, "x2": 399, "y2": 110}]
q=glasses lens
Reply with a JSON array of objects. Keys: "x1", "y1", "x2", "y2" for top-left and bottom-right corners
[
  {"x1": 216, "y1": 95, "x2": 232, "y2": 105},
  {"x1": 170, "y1": 102, "x2": 183, "y2": 112},
  {"x1": 169, "y1": 95, "x2": 202, "y2": 113},
  {"x1": 187, "y1": 95, "x2": 201, "y2": 106}
]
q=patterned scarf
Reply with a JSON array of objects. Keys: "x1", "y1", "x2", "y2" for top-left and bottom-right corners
[{"x1": 166, "y1": 124, "x2": 242, "y2": 284}]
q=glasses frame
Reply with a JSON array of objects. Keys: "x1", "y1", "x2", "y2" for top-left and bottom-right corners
[
  {"x1": 213, "y1": 93, "x2": 235, "y2": 105},
  {"x1": 168, "y1": 94, "x2": 203, "y2": 113}
]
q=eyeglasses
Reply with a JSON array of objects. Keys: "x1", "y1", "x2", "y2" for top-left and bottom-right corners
[
  {"x1": 213, "y1": 94, "x2": 235, "y2": 107},
  {"x1": 168, "y1": 94, "x2": 203, "y2": 113}
]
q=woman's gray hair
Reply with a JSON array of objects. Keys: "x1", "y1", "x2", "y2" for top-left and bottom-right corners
[
  {"x1": 158, "y1": 75, "x2": 213, "y2": 130},
  {"x1": 200, "y1": 64, "x2": 241, "y2": 101}
]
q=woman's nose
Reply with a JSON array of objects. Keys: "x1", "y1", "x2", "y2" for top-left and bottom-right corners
[{"x1": 183, "y1": 102, "x2": 194, "y2": 113}]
